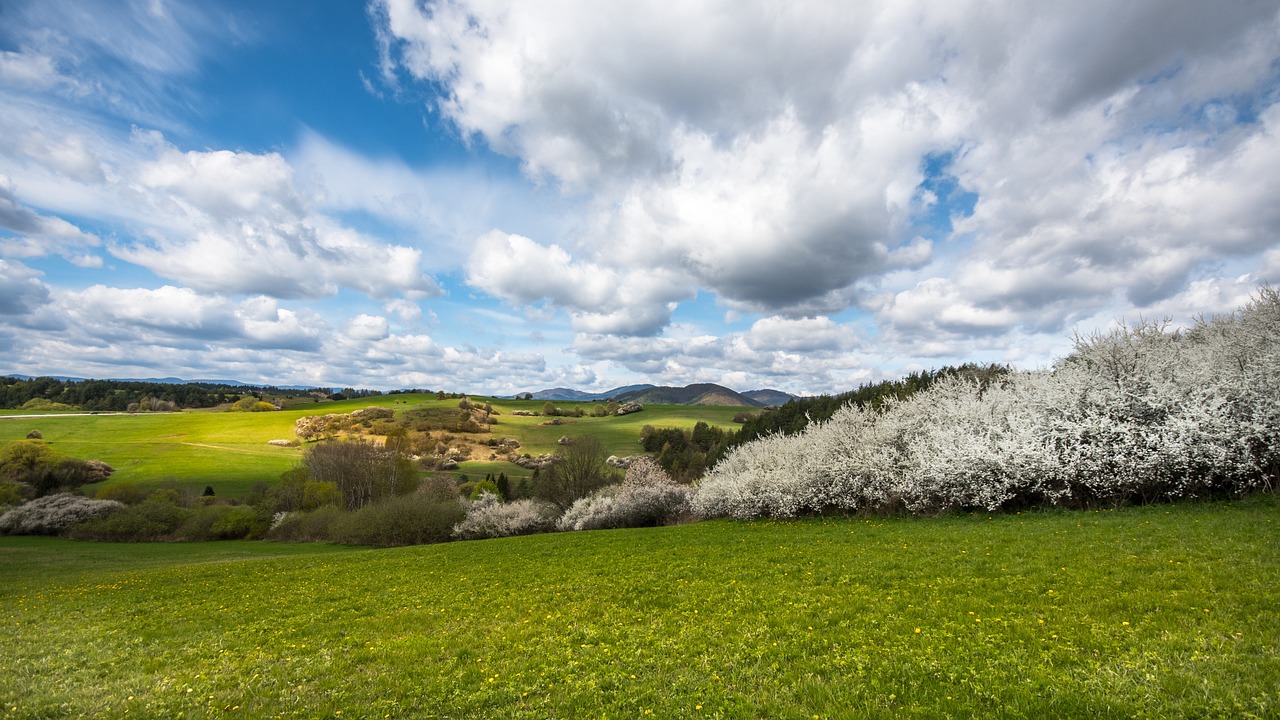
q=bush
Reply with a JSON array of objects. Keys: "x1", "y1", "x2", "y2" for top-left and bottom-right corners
[
  {"x1": 470, "y1": 478, "x2": 500, "y2": 500},
  {"x1": 452, "y1": 493, "x2": 557, "y2": 540},
  {"x1": 329, "y1": 494, "x2": 465, "y2": 546},
  {"x1": 176, "y1": 505, "x2": 267, "y2": 540},
  {"x1": 0, "y1": 494, "x2": 124, "y2": 535},
  {"x1": 67, "y1": 496, "x2": 192, "y2": 541},
  {"x1": 267, "y1": 505, "x2": 346, "y2": 542},
  {"x1": 693, "y1": 288, "x2": 1280, "y2": 519},
  {"x1": 533, "y1": 436, "x2": 617, "y2": 511},
  {"x1": 96, "y1": 483, "x2": 148, "y2": 505},
  {"x1": 557, "y1": 459, "x2": 691, "y2": 531}
]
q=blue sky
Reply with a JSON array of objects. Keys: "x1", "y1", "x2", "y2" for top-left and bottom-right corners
[{"x1": 2, "y1": 0, "x2": 1279, "y2": 396}]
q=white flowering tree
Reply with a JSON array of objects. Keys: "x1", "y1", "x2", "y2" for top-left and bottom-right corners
[{"x1": 694, "y1": 288, "x2": 1280, "y2": 519}]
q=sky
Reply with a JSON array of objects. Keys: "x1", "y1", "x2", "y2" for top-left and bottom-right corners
[{"x1": 1, "y1": 0, "x2": 1279, "y2": 396}]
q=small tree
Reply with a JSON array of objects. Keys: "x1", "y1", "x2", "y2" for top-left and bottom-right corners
[
  {"x1": 534, "y1": 436, "x2": 615, "y2": 511},
  {"x1": 301, "y1": 440, "x2": 419, "y2": 510}
]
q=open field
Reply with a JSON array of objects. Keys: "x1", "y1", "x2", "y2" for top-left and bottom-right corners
[
  {"x1": 0, "y1": 395, "x2": 744, "y2": 496},
  {"x1": 2, "y1": 496, "x2": 1276, "y2": 718}
]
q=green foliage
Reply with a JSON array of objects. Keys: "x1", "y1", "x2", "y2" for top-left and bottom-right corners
[
  {"x1": 19, "y1": 398, "x2": 75, "y2": 411},
  {"x1": 175, "y1": 505, "x2": 266, "y2": 541},
  {"x1": 0, "y1": 376, "x2": 319, "y2": 411},
  {"x1": 95, "y1": 483, "x2": 147, "y2": 505},
  {"x1": 0, "y1": 440, "x2": 60, "y2": 483},
  {"x1": 231, "y1": 396, "x2": 278, "y2": 412},
  {"x1": 470, "y1": 478, "x2": 500, "y2": 500},
  {"x1": 328, "y1": 494, "x2": 464, "y2": 546},
  {"x1": 68, "y1": 495, "x2": 193, "y2": 541},
  {"x1": 638, "y1": 421, "x2": 734, "y2": 481},
  {"x1": 266, "y1": 505, "x2": 346, "y2": 542}
]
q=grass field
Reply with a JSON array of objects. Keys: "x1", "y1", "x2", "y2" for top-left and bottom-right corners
[
  {"x1": 0, "y1": 396, "x2": 744, "y2": 496},
  {"x1": 2, "y1": 496, "x2": 1276, "y2": 718}
]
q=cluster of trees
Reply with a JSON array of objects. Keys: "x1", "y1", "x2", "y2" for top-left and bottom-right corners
[
  {"x1": 0, "y1": 377, "x2": 323, "y2": 411},
  {"x1": 0, "y1": 430, "x2": 692, "y2": 545},
  {"x1": 639, "y1": 422, "x2": 736, "y2": 481},
  {"x1": 694, "y1": 289, "x2": 1280, "y2": 519},
  {"x1": 0, "y1": 439, "x2": 113, "y2": 504}
]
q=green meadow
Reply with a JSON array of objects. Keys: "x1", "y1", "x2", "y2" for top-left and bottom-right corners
[
  {"x1": 2, "y1": 496, "x2": 1276, "y2": 718},
  {"x1": 0, "y1": 395, "x2": 744, "y2": 496}
]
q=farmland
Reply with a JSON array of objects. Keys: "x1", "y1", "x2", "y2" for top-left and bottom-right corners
[
  {"x1": 1, "y1": 496, "x2": 1276, "y2": 718},
  {"x1": 0, "y1": 395, "x2": 744, "y2": 497}
]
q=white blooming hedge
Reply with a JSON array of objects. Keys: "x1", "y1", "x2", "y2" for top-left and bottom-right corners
[{"x1": 693, "y1": 289, "x2": 1280, "y2": 519}]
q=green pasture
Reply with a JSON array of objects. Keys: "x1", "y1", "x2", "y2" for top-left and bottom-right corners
[
  {"x1": 2, "y1": 497, "x2": 1276, "y2": 718},
  {"x1": 0, "y1": 396, "x2": 744, "y2": 496}
]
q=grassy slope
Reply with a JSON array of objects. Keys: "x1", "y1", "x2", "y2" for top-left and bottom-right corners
[
  {"x1": 0, "y1": 396, "x2": 743, "y2": 495},
  {"x1": 2, "y1": 497, "x2": 1276, "y2": 718}
]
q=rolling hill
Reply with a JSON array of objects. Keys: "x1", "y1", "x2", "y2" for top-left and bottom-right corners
[{"x1": 613, "y1": 383, "x2": 766, "y2": 407}]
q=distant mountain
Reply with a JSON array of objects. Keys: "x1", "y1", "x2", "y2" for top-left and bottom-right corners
[
  {"x1": 519, "y1": 384, "x2": 656, "y2": 401},
  {"x1": 742, "y1": 389, "x2": 796, "y2": 406},
  {"x1": 613, "y1": 383, "x2": 765, "y2": 407}
]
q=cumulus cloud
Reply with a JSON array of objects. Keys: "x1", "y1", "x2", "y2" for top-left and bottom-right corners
[
  {"x1": 0, "y1": 175, "x2": 102, "y2": 266},
  {"x1": 375, "y1": 0, "x2": 1280, "y2": 353},
  {"x1": 466, "y1": 230, "x2": 691, "y2": 335},
  {"x1": 0, "y1": 259, "x2": 51, "y2": 315}
]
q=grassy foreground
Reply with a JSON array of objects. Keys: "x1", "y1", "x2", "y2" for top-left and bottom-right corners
[{"x1": 2, "y1": 497, "x2": 1277, "y2": 718}]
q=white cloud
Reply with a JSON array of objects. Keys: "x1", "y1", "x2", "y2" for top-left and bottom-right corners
[
  {"x1": 0, "y1": 259, "x2": 51, "y2": 315},
  {"x1": 465, "y1": 230, "x2": 691, "y2": 336},
  {"x1": 0, "y1": 174, "x2": 102, "y2": 266},
  {"x1": 376, "y1": 0, "x2": 1280, "y2": 351}
]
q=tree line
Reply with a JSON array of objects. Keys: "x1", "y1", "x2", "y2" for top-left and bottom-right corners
[{"x1": 0, "y1": 377, "x2": 321, "y2": 411}]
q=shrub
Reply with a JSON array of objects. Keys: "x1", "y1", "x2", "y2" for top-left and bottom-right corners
[
  {"x1": 302, "y1": 440, "x2": 419, "y2": 509},
  {"x1": 0, "y1": 481, "x2": 23, "y2": 507},
  {"x1": 557, "y1": 460, "x2": 691, "y2": 531},
  {"x1": 95, "y1": 483, "x2": 148, "y2": 505},
  {"x1": 452, "y1": 493, "x2": 557, "y2": 540},
  {"x1": 693, "y1": 288, "x2": 1280, "y2": 519},
  {"x1": 67, "y1": 496, "x2": 192, "y2": 541},
  {"x1": 0, "y1": 494, "x2": 124, "y2": 535},
  {"x1": 176, "y1": 505, "x2": 266, "y2": 540},
  {"x1": 470, "y1": 478, "x2": 500, "y2": 500},
  {"x1": 329, "y1": 494, "x2": 465, "y2": 546},
  {"x1": 25, "y1": 430, "x2": 42, "y2": 439},
  {"x1": 419, "y1": 474, "x2": 462, "y2": 503},
  {"x1": 533, "y1": 436, "x2": 617, "y2": 511},
  {"x1": 266, "y1": 505, "x2": 346, "y2": 542}
]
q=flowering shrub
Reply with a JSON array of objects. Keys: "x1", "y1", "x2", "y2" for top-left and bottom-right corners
[
  {"x1": 0, "y1": 494, "x2": 124, "y2": 535},
  {"x1": 557, "y1": 458, "x2": 692, "y2": 530},
  {"x1": 452, "y1": 493, "x2": 557, "y2": 540},
  {"x1": 695, "y1": 288, "x2": 1280, "y2": 519}
]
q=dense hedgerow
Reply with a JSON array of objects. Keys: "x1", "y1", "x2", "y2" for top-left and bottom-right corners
[
  {"x1": 0, "y1": 493, "x2": 124, "y2": 535},
  {"x1": 452, "y1": 492, "x2": 557, "y2": 540},
  {"x1": 67, "y1": 495, "x2": 195, "y2": 540},
  {"x1": 266, "y1": 505, "x2": 347, "y2": 542},
  {"x1": 694, "y1": 288, "x2": 1280, "y2": 519},
  {"x1": 326, "y1": 494, "x2": 465, "y2": 546}
]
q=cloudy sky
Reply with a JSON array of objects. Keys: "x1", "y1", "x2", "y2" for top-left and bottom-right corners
[{"x1": 1, "y1": 0, "x2": 1278, "y2": 395}]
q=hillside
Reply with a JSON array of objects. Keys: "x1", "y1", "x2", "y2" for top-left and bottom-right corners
[
  {"x1": 520, "y1": 384, "x2": 655, "y2": 401},
  {"x1": 741, "y1": 388, "x2": 795, "y2": 406},
  {"x1": 613, "y1": 383, "x2": 764, "y2": 407}
]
